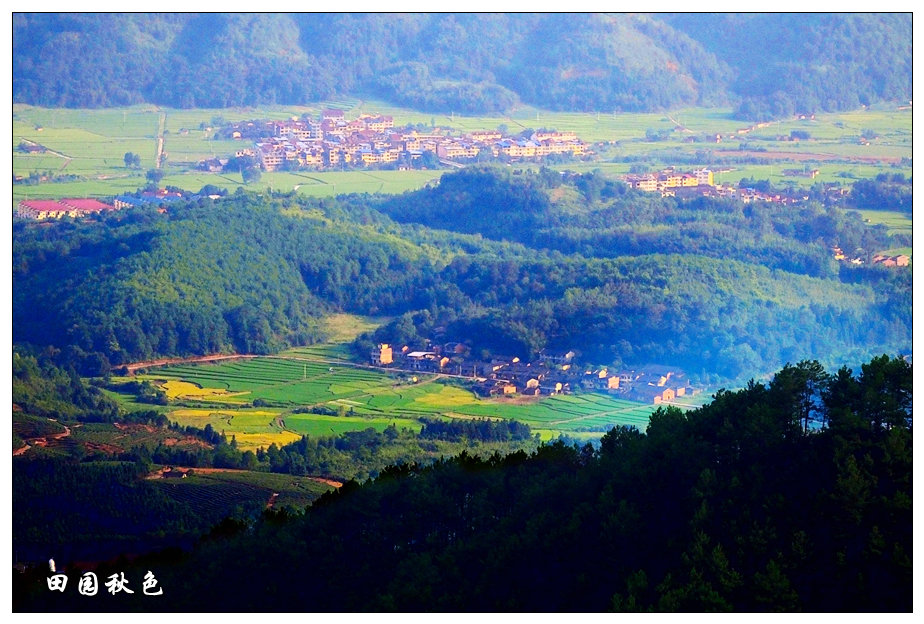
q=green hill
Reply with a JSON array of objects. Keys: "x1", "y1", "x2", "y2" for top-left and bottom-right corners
[
  {"x1": 12, "y1": 13, "x2": 911, "y2": 118},
  {"x1": 13, "y1": 169, "x2": 911, "y2": 382}
]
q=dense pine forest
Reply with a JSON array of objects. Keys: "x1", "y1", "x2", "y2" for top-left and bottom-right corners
[
  {"x1": 12, "y1": 13, "x2": 911, "y2": 118},
  {"x1": 14, "y1": 355, "x2": 912, "y2": 611},
  {"x1": 12, "y1": 348, "x2": 543, "y2": 564},
  {"x1": 13, "y1": 168, "x2": 911, "y2": 383}
]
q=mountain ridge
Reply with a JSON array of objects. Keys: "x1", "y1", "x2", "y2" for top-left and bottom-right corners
[{"x1": 12, "y1": 13, "x2": 911, "y2": 119}]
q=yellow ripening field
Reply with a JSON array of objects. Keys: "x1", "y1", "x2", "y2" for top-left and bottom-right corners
[{"x1": 161, "y1": 380, "x2": 239, "y2": 400}]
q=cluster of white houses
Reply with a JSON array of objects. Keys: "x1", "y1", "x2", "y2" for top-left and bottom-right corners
[
  {"x1": 625, "y1": 167, "x2": 715, "y2": 192},
  {"x1": 371, "y1": 343, "x2": 695, "y2": 405},
  {"x1": 625, "y1": 167, "x2": 809, "y2": 204},
  {"x1": 219, "y1": 109, "x2": 588, "y2": 172}
]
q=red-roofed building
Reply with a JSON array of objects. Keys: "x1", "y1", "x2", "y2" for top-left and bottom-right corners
[
  {"x1": 17, "y1": 198, "x2": 116, "y2": 220},
  {"x1": 59, "y1": 198, "x2": 115, "y2": 214},
  {"x1": 16, "y1": 200, "x2": 71, "y2": 219}
]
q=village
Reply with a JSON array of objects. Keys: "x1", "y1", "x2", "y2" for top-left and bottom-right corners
[
  {"x1": 624, "y1": 166, "x2": 825, "y2": 205},
  {"x1": 370, "y1": 342, "x2": 698, "y2": 406},
  {"x1": 203, "y1": 108, "x2": 589, "y2": 172}
]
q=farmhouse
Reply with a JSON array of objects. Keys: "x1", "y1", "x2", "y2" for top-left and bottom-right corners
[
  {"x1": 162, "y1": 468, "x2": 189, "y2": 479},
  {"x1": 625, "y1": 168, "x2": 714, "y2": 193},
  {"x1": 628, "y1": 384, "x2": 677, "y2": 405},
  {"x1": 871, "y1": 254, "x2": 911, "y2": 267},
  {"x1": 475, "y1": 380, "x2": 518, "y2": 397},
  {"x1": 783, "y1": 168, "x2": 821, "y2": 179},
  {"x1": 371, "y1": 344, "x2": 393, "y2": 366}
]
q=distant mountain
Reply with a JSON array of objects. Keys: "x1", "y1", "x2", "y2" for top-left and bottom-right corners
[
  {"x1": 664, "y1": 13, "x2": 913, "y2": 119},
  {"x1": 12, "y1": 13, "x2": 911, "y2": 118}
]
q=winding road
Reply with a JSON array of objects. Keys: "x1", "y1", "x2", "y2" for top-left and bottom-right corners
[{"x1": 13, "y1": 420, "x2": 72, "y2": 456}]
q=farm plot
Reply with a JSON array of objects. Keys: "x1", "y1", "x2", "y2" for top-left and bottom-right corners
[
  {"x1": 145, "y1": 355, "x2": 666, "y2": 446},
  {"x1": 283, "y1": 413, "x2": 417, "y2": 438},
  {"x1": 152, "y1": 469, "x2": 332, "y2": 520},
  {"x1": 168, "y1": 409, "x2": 281, "y2": 432},
  {"x1": 13, "y1": 105, "x2": 163, "y2": 138},
  {"x1": 167, "y1": 408, "x2": 302, "y2": 451},
  {"x1": 72, "y1": 422, "x2": 181, "y2": 453},
  {"x1": 857, "y1": 210, "x2": 913, "y2": 236},
  {"x1": 150, "y1": 357, "x2": 331, "y2": 393},
  {"x1": 186, "y1": 469, "x2": 334, "y2": 509},
  {"x1": 283, "y1": 344, "x2": 353, "y2": 361},
  {"x1": 448, "y1": 393, "x2": 660, "y2": 432}
]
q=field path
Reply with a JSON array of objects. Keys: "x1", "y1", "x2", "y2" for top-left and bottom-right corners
[
  {"x1": 326, "y1": 372, "x2": 445, "y2": 407},
  {"x1": 666, "y1": 114, "x2": 693, "y2": 133},
  {"x1": 155, "y1": 110, "x2": 166, "y2": 168},
  {"x1": 547, "y1": 403, "x2": 652, "y2": 426},
  {"x1": 124, "y1": 354, "x2": 260, "y2": 373},
  {"x1": 13, "y1": 420, "x2": 72, "y2": 456},
  {"x1": 146, "y1": 466, "x2": 343, "y2": 489},
  {"x1": 19, "y1": 138, "x2": 73, "y2": 170}
]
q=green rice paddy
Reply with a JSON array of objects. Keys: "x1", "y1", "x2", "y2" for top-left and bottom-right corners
[
  {"x1": 857, "y1": 210, "x2": 913, "y2": 237},
  {"x1": 136, "y1": 353, "x2": 673, "y2": 450},
  {"x1": 13, "y1": 101, "x2": 911, "y2": 202}
]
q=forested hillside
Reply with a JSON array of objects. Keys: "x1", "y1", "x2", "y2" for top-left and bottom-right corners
[
  {"x1": 17, "y1": 356, "x2": 911, "y2": 612},
  {"x1": 13, "y1": 169, "x2": 911, "y2": 382},
  {"x1": 12, "y1": 13, "x2": 911, "y2": 118},
  {"x1": 665, "y1": 13, "x2": 912, "y2": 120}
]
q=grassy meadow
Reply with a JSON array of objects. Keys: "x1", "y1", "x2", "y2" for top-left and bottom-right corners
[
  {"x1": 13, "y1": 100, "x2": 912, "y2": 202},
  {"x1": 856, "y1": 209, "x2": 913, "y2": 237}
]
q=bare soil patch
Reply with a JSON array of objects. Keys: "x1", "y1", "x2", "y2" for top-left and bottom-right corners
[
  {"x1": 114, "y1": 422, "x2": 157, "y2": 433},
  {"x1": 147, "y1": 466, "x2": 343, "y2": 488},
  {"x1": 163, "y1": 436, "x2": 212, "y2": 449},
  {"x1": 84, "y1": 441, "x2": 123, "y2": 454},
  {"x1": 124, "y1": 354, "x2": 258, "y2": 373}
]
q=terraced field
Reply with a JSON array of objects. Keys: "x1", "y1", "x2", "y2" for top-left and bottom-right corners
[
  {"x1": 138, "y1": 355, "x2": 675, "y2": 447},
  {"x1": 151, "y1": 469, "x2": 333, "y2": 517}
]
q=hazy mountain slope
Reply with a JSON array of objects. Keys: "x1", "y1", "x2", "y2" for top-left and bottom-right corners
[
  {"x1": 14, "y1": 13, "x2": 908, "y2": 116},
  {"x1": 665, "y1": 13, "x2": 913, "y2": 118}
]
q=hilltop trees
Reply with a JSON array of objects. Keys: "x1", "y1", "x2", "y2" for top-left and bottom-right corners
[
  {"x1": 21, "y1": 356, "x2": 906, "y2": 612},
  {"x1": 13, "y1": 169, "x2": 911, "y2": 381},
  {"x1": 123, "y1": 151, "x2": 141, "y2": 168}
]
